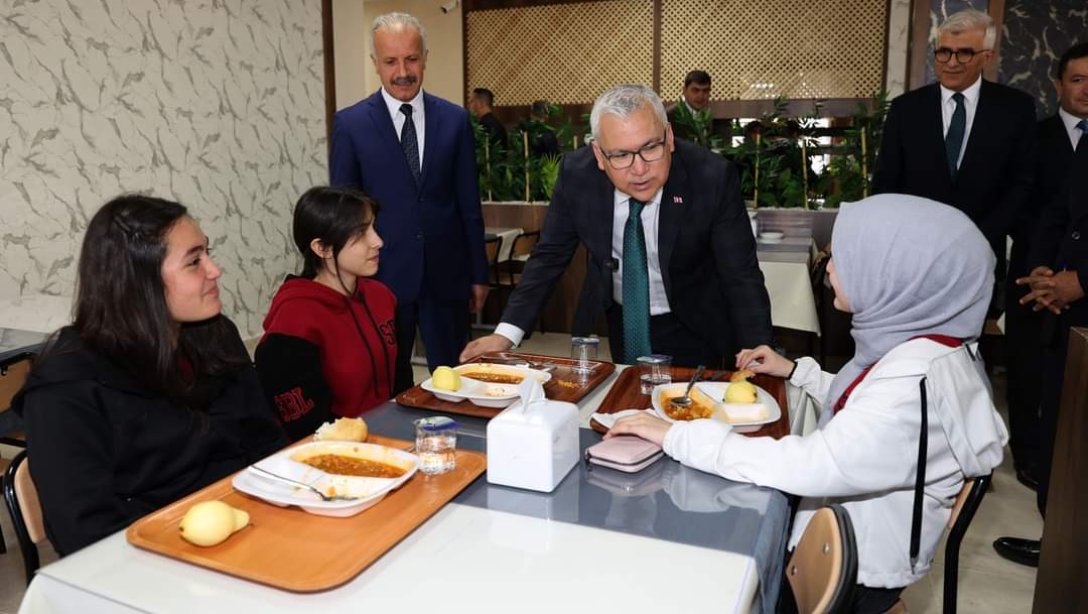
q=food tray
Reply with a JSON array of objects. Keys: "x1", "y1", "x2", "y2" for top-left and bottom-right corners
[
  {"x1": 127, "y1": 435, "x2": 486, "y2": 592},
  {"x1": 395, "y1": 351, "x2": 615, "y2": 418},
  {"x1": 590, "y1": 367, "x2": 791, "y2": 439}
]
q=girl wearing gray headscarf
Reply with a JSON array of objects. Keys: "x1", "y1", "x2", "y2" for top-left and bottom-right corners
[{"x1": 609, "y1": 194, "x2": 1008, "y2": 610}]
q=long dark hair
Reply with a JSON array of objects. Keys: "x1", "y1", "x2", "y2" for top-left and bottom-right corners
[
  {"x1": 293, "y1": 186, "x2": 381, "y2": 283},
  {"x1": 71, "y1": 194, "x2": 249, "y2": 406}
]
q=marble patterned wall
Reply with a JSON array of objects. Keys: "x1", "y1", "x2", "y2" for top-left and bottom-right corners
[
  {"x1": 0, "y1": 0, "x2": 327, "y2": 337},
  {"x1": 1001, "y1": 1, "x2": 1088, "y2": 117},
  {"x1": 885, "y1": 0, "x2": 914, "y2": 97}
]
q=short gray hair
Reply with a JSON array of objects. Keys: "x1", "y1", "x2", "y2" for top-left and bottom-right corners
[
  {"x1": 937, "y1": 9, "x2": 996, "y2": 50},
  {"x1": 370, "y1": 12, "x2": 427, "y2": 57},
  {"x1": 589, "y1": 84, "x2": 668, "y2": 142}
]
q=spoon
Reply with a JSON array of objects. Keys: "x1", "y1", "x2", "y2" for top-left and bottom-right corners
[
  {"x1": 671, "y1": 365, "x2": 706, "y2": 409},
  {"x1": 248, "y1": 465, "x2": 359, "y2": 502}
]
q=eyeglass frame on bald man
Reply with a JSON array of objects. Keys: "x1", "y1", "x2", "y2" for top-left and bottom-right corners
[{"x1": 599, "y1": 131, "x2": 669, "y2": 169}]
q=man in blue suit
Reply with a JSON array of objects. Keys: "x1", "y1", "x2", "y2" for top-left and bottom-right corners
[{"x1": 330, "y1": 12, "x2": 489, "y2": 392}]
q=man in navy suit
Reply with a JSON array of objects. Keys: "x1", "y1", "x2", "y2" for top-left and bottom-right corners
[
  {"x1": 873, "y1": 9, "x2": 1035, "y2": 284},
  {"x1": 994, "y1": 42, "x2": 1088, "y2": 569},
  {"x1": 460, "y1": 84, "x2": 772, "y2": 367},
  {"x1": 330, "y1": 12, "x2": 488, "y2": 391}
]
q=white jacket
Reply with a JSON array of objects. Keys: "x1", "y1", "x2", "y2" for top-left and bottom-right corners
[{"x1": 663, "y1": 338, "x2": 1008, "y2": 588}]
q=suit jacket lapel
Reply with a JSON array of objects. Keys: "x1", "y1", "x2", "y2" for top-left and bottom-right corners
[
  {"x1": 368, "y1": 90, "x2": 420, "y2": 189},
  {"x1": 420, "y1": 93, "x2": 438, "y2": 187},
  {"x1": 958, "y1": 81, "x2": 993, "y2": 179},
  {"x1": 657, "y1": 153, "x2": 689, "y2": 299}
]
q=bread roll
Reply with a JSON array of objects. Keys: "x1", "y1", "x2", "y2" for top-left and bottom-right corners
[{"x1": 314, "y1": 417, "x2": 368, "y2": 442}]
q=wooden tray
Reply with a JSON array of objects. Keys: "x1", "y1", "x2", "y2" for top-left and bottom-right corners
[
  {"x1": 126, "y1": 435, "x2": 486, "y2": 592},
  {"x1": 590, "y1": 367, "x2": 791, "y2": 439},
  {"x1": 395, "y1": 351, "x2": 615, "y2": 418}
]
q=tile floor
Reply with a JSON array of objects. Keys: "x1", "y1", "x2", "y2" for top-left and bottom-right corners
[{"x1": 0, "y1": 332, "x2": 1041, "y2": 612}]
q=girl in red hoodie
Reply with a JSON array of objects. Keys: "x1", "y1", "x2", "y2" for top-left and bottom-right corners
[{"x1": 256, "y1": 186, "x2": 397, "y2": 440}]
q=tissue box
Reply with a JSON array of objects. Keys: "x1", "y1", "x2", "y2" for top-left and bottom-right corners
[{"x1": 486, "y1": 398, "x2": 579, "y2": 492}]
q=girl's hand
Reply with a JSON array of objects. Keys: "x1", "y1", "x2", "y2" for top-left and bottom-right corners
[
  {"x1": 604, "y1": 413, "x2": 672, "y2": 447},
  {"x1": 734, "y1": 345, "x2": 795, "y2": 379}
]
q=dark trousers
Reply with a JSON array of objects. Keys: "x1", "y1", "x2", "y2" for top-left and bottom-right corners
[
  {"x1": 605, "y1": 305, "x2": 728, "y2": 368},
  {"x1": 393, "y1": 297, "x2": 469, "y2": 394},
  {"x1": 1003, "y1": 277, "x2": 1044, "y2": 474}
]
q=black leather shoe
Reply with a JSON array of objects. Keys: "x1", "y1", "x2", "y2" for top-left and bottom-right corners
[
  {"x1": 993, "y1": 537, "x2": 1040, "y2": 567},
  {"x1": 1016, "y1": 468, "x2": 1040, "y2": 491}
]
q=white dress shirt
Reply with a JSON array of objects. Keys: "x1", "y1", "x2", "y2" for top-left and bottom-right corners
[
  {"x1": 1058, "y1": 107, "x2": 1088, "y2": 150},
  {"x1": 939, "y1": 77, "x2": 982, "y2": 169},
  {"x1": 381, "y1": 87, "x2": 425, "y2": 165},
  {"x1": 494, "y1": 187, "x2": 670, "y2": 347}
]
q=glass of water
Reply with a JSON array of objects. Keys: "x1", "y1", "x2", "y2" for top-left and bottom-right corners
[
  {"x1": 570, "y1": 336, "x2": 600, "y2": 378},
  {"x1": 414, "y1": 416, "x2": 458, "y2": 475},
  {"x1": 637, "y1": 354, "x2": 672, "y2": 394}
]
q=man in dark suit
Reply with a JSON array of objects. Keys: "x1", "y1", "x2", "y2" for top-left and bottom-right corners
[
  {"x1": 461, "y1": 84, "x2": 772, "y2": 367},
  {"x1": 993, "y1": 42, "x2": 1088, "y2": 569},
  {"x1": 330, "y1": 12, "x2": 489, "y2": 390},
  {"x1": 666, "y1": 70, "x2": 731, "y2": 146},
  {"x1": 468, "y1": 87, "x2": 508, "y2": 150},
  {"x1": 873, "y1": 9, "x2": 1035, "y2": 281},
  {"x1": 1003, "y1": 42, "x2": 1088, "y2": 493}
]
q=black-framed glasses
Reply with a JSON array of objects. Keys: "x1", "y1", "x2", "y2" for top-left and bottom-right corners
[
  {"x1": 934, "y1": 47, "x2": 986, "y2": 63},
  {"x1": 600, "y1": 132, "x2": 668, "y2": 169}
]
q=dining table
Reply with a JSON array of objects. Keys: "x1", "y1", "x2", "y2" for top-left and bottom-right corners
[{"x1": 18, "y1": 366, "x2": 796, "y2": 614}]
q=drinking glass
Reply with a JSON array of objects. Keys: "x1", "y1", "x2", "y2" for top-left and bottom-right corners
[
  {"x1": 637, "y1": 354, "x2": 672, "y2": 394},
  {"x1": 570, "y1": 336, "x2": 600, "y2": 378},
  {"x1": 415, "y1": 416, "x2": 458, "y2": 475}
]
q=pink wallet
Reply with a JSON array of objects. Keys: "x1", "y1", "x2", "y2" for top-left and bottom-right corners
[{"x1": 584, "y1": 436, "x2": 664, "y2": 473}]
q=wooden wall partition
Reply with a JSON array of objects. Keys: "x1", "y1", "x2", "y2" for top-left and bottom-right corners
[{"x1": 1034, "y1": 327, "x2": 1088, "y2": 613}]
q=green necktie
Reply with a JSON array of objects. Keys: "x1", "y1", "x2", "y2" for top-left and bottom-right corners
[
  {"x1": 622, "y1": 198, "x2": 652, "y2": 364},
  {"x1": 945, "y1": 92, "x2": 966, "y2": 178}
]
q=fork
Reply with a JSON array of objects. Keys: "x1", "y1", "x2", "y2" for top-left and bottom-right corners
[{"x1": 248, "y1": 465, "x2": 359, "y2": 502}]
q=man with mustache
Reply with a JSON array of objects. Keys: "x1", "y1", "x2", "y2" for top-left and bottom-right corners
[
  {"x1": 873, "y1": 8, "x2": 1035, "y2": 321},
  {"x1": 330, "y1": 12, "x2": 488, "y2": 392}
]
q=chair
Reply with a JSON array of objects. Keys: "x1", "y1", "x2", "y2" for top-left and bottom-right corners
[
  {"x1": 503, "y1": 230, "x2": 540, "y2": 286},
  {"x1": 472, "y1": 236, "x2": 503, "y2": 331},
  {"x1": 943, "y1": 474, "x2": 991, "y2": 614},
  {"x1": 787, "y1": 504, "x2": 858, "y2": 613},
  {"x1": 0, "y1": 351, "x2": 33, "y2": 447},
  {"x1": 3, "y1": 450, "x2": 46, "y2": 584}
]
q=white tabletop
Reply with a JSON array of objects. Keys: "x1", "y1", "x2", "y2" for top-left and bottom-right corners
[{"x1": 22, "y1": 504, "x2": 759, "y2": 614}]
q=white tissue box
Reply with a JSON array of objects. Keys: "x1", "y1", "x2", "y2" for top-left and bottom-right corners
[{"x1": 486, "y1": 398, "x2": 580, "y2": 493}]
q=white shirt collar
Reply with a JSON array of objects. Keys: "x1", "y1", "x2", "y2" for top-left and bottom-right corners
[
  {"x1": 1058, "y1": 107, "x2": 1088, "y2": 144},
  {"x1": 939, "y1": 76, "x2": 982, "y2": 106},
  {"x1": 613, "y1": 187, "x2": 663, "y2": 208},
  {"x1": 380, "y1": 88, "x2": 424, "y2": 120}
]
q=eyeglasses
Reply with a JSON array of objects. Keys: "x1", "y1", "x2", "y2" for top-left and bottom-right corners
[
  {"x1": 934, "y1": 47, "x2": 987, "y2": 64},
  {"x1": 600, "y1": 133, "x2": 668, "y2": 169}
]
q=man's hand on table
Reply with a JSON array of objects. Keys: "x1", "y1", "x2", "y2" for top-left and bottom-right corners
[
  {"x1": 459, "y1": 333, "x2": 513, "y2": 363},
  {"x1": 606, "y1": 413, "x2": 672, "y2": 447}
]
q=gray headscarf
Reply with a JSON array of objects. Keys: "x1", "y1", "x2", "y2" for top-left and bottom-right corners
[{"x1": 825, "y1": 194, "x2": 995, "y2": 409}]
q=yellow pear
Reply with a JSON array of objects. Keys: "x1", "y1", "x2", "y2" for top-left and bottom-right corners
[
  {"x1": 179, "y1": 501, "x2": 249, "y2": 547},
  {"x1": 725, "y1": 381, "x2": 759, "y2": 404},
  {"x1": 432, "y1": 366, "x2": 461, "y2": 391}
]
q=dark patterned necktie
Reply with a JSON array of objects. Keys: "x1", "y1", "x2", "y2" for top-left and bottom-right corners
[
  {"x1": 1077, "y1": 119, "x2": 1087, "y2": 152},
  {"x1": 622, "y1": 198, "x2": 652, "y2": 364},
  {"x1": 400, "y1": 103, "x2": 420, "y2": 184},
  {"x1": 945, "y1": 92, "x2": 966, "y2": 178}
]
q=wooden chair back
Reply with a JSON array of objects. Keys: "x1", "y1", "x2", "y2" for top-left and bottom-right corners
[{"x1": 787, "y1": 504, "x2": 858, "y2": 613}]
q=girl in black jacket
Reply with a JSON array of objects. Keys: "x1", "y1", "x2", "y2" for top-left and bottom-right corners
[{"x1": 13, "y1": 195, "x2": 287, "y2": 556}]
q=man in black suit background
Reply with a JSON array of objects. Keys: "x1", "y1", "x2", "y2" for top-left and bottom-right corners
[
  {"x1": 461, "y1": 84, "x2": 773, "y2": 367},
  {"x1": 873, "y1": 9, "x2": 1035, "y2": 283},
  {"x1": 1003, "y1": 43, "x2": 1088, "y2": 493},
  {"x1": 666, "y1": 70, "x2": 731, "y2": 145},
  {"x1": 994, "y1": 42, "x2": 1088, "y2": 569},
  {"x1": 468, "y1": 87, "x2": 508, "y2": 150}
]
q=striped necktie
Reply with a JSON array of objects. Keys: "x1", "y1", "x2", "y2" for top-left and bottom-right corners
[
  {"x1": 400, "y1": 103, "x2": 421, "y2": 184},
  {"x1": 945, "y1": 92, "x2": 966, "y2": 177}
]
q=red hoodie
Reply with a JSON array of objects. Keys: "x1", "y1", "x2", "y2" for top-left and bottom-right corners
[{"x1": 255, "y1": 276, "x2": 397, "y2": 441}]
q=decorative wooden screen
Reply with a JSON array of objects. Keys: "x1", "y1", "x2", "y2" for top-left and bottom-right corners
[
  {"x1": 465, "y1": 0, "x2": 654, "y2": 105},
  {"x1": 466, "y1": 0, "x2": 888, "y2": 106}
]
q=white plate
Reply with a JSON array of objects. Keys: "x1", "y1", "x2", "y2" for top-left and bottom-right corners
[
  {"x1": 759, "y1": 231, "x2": 784, "y2": 243},
  {"x1": 651, "y1": 382, "x2": 781, "y2": 433},
  {"x1": 232, "y1": 442, "x2": 418, "y2": 518},
  {"x1": 420, "y1": 364, "x2": 552, "y2": 408}
]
